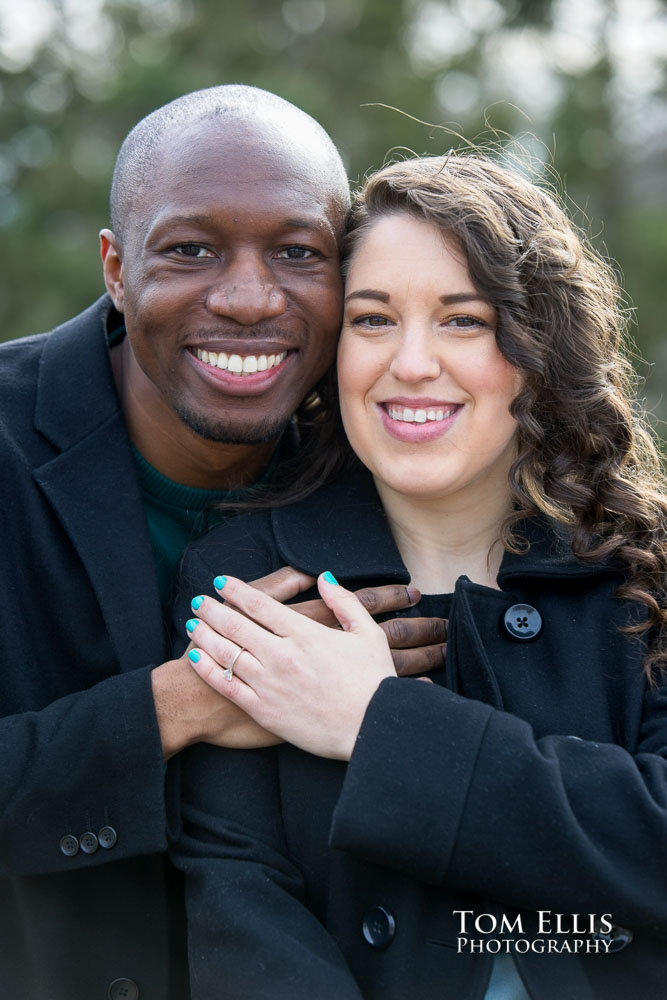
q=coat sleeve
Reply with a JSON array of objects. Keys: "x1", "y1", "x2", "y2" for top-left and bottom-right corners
[
  {"x1": 329, "y1": 676, "x2": 667, "y2": 936},
  {"x1": 0, "y1": 665, "x2": 169, "y2": 878},
  {"x1": 170, "y1": 742, "x2": 364, "y2": 1000}
]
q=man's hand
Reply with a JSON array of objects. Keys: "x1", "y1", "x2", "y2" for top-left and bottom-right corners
[
  {"x1": 151, "y1": 655, "x2": 280, "y2": 760},
  {"x1": 249, "y1": 568, "x2": 447, "y2": 676}
]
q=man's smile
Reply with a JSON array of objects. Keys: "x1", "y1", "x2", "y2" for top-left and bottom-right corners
[{"x1": 192, "y1": 347, "x2": 288, "y2": 375}]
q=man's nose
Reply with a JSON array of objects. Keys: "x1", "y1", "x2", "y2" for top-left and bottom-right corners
[
  {"x1": 389, "y1": 325, "x2": 441, "y2": 382},
  {"x1": 206, "y1": 253, "x2": 287, "y2": 325}
]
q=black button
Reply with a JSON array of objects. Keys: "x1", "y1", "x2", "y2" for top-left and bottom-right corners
[
  {"x1": 59, "y1": 834, "x2": 79, "y2": 857},
  {"x1": 80, "y1": 831, "x2": 99, "y2": 854},
  {"x1": 503, "y1": 604, "x2": 542, "y2": 641},
  {"x1": 591, "y1": 923, "x2": 633, "y2": 953},
  {"x1": 99, "y1": 825, "x2": 118, "y2": 849},
  {"x1": 362, "y1": 905, "x2": 396, "y2": 949},
  {"x1": 108, "y1": 978, "x2": 140, "y2": 1000}
]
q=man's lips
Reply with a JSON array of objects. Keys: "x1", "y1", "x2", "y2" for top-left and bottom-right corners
[
  {"x1": 187, "y1": 345, "x2": 293, "y2": 395},
  {"x1": 191, "y1": 345, "x2": 288, "y2": 376}
]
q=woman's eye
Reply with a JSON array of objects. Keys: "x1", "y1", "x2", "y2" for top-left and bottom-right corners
[
  {"x1": 354, "y1": 314, "x2": 389, "y2": 327},
  {"x1": 172, "y1": 244, "x2": 214, "y2": 258},
  {"x1": 276, "y1": 246, "x2": 316, "y2": 260},
  {"x1": 448, "y1": 315, "x2": 488, "y2": 329}
]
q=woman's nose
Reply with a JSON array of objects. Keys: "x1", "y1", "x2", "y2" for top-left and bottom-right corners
[
  {"x1": 388, "y1": 326, "x2": 441, "y2": 383},
  {"x1": 206, "y1": 253, "x2": 287, "y2": 325}
]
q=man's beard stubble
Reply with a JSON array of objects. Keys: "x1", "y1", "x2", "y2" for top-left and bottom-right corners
[{"x1": 176, "y1": 403, "x2": 291, "y2": 446}]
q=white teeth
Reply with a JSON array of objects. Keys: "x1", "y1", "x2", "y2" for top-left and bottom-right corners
[
  {"x1": 194, "y1": 348, "x2": 287, "y2": 374},
  {"x1": 387, "y1": 405, "x2": 455, "y2": 423}
]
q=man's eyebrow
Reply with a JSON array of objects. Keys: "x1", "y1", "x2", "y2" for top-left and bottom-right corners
[
  {"x1": 284, "y1": 217, "x2": 329, "y2": 231},
  {"x1": 345, "y1": 289, "x2": 390, "y2": 304},
  {"x1": 153, "y1": 214, "x2": 217, "y2": 229}
]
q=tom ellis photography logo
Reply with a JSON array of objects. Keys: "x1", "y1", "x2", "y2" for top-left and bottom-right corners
[{"x1": 454, "y1": 910, "x2": 626, "y2": 955}]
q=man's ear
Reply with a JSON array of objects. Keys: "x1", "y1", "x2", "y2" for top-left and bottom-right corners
[{"x1": 100, "y1": 229, "x2": 125, "y2": 312}]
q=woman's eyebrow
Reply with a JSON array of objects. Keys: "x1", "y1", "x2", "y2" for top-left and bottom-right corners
[
  {"x1": 344, "y1": 289, "x2": 489, "y2": 305},
  {"x1": 439, "y1": 293, "x2": 489, "y2": 305},
  {"x1": 344, "y1": 288, "x2": 390, "y2": 304}
]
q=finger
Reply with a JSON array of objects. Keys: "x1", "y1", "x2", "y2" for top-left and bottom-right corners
[
  {"x1": 210, "y1": 577, "x2": 311, "y2": 639},
  {"x1": 186, "y1": 645, "x2": 262, "y2": 715},
  {"x1": 380, "y1": 615, "x2": 447, "y2": 650},
  {"x1": 247, "y1": 565, "x2": 316, "y2": 603},
  {"x1": 354, "y1": 583, "x2": 420, "y2": 617},
  {"x1": 185, "y1": 617, "x2": 260, "y2": 682},
  {"x1": 316, "y1": 572, "x2": 378, "y2": 634},
  {"x1": 391, "y1": 643, "x2": 447, "y2": 676},
  {"x1": 288, "y1": 597, "x2": 339, "y2": 626},
  {"x1": 191, "y1": 593, "x2": 287, "y2": 659}
]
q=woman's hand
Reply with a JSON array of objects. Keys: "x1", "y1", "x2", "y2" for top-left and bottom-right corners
[{"x1": 185, "y1": 572, "x2": 397, "y2": 760}]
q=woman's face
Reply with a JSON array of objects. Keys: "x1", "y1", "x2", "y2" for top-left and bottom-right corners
[{"x1": 338, "y1": 212, "x2": 522, "y2": 506}]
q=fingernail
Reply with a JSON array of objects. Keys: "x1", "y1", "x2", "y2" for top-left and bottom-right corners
[
  {"x1": 185, "y1": 618, "x2": 199, "y2": 633},
  {"x1": 213, "y1": 575, "x2": 227, "y2": 590},
  {"x1": 191, "y1": 595, "x2": 204, "y2": 611},
  {"x1": 323, "y1": 570, "x2": 339, "y2": 585},
  {"x1": 188, "y1": 649, "x2": 201, "y2": 663},
  {"x1": 407, "y1": 587, "x2": 421, "y2": 604}
]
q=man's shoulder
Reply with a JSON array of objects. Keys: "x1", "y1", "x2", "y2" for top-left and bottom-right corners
[
  {"x1": 0, "y1": 295, "x2": 113, "y2": 380},
  {"x1": 0, "y1": 295, "x2": 120, "y2": 461}
]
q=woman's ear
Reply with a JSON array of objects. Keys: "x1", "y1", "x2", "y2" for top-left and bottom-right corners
[{"x1": 99, "y1": 228, "x2": 125, "y2": 312}]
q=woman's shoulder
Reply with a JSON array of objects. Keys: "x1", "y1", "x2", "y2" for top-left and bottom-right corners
[{"x1": 181, "y1": 507, "x2": 281, "y2": 585}]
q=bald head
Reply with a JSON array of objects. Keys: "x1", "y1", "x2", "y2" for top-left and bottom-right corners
[{"x1": 110, "y1": 85, "x2": 349, "y2": 244}]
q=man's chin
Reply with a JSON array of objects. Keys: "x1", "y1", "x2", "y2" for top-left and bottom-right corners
[{"x1": 177, "y1": 406, "x2": 290, "y2": 446}]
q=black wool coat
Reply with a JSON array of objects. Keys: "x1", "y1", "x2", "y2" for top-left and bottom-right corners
[
  {"x1": 0, "y1": 296, "x2": 188, "y2": 999},
  {"x1": 171, "y1": 468, "x2": 667, "y2": 1000}
]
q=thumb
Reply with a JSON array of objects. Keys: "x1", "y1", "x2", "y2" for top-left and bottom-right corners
[{"x1": 317, "y1": 571, "x2": 374, "y2": 633}]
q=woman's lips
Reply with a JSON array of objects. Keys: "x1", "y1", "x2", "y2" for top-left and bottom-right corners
[{"x1": 377, "y1": 401, "x2": 462, "y2": 441}]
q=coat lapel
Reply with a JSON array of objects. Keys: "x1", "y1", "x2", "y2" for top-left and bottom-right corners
[{"x1": 32, "y1": 296, "x2": 166, "y2": 670}]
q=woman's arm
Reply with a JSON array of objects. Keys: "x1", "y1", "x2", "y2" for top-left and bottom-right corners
[
  {"x1": 184, "y1": 575, "x2": 667, "y2": 938},
  {"x1": 170, "y1": 742, "x2": 363, "y2": 1000}
]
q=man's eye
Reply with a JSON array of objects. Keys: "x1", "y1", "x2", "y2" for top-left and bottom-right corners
[
  {"x1": 276, "y1": 246, "x2": 316, "y2": 260},
  {"x1": 172, "y1": 244, "x2": 213, "y2": 258}
]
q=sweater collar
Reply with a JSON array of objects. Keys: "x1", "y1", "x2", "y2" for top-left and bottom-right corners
[{"x1": 271, "y1": 464, "x2": 619, "y2": 586}]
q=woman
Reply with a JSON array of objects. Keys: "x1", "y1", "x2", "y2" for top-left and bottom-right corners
[{"x1": 169, "y1": 153, "x2": 667, "y2": 999}]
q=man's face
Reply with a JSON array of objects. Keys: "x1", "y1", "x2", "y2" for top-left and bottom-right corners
[{"x1": 105, "y1": 121, "x2": 344, "y2": 444}]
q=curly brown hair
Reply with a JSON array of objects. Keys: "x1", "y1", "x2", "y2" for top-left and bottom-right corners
[{"x1": 230, "y1": 151, "x2": 667, "y2": 677}]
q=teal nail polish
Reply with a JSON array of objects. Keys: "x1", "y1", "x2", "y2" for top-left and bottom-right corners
[
  {"x1": 213, "y1": 575, "x2": 227, "y2": 590},
  {"x1": 323, "y1": 571, "x2": 339, "y2": 585},
  {"x1": 188, "y1": 649, "x2": 201, "y2": 663},
  {"x1": 191, "y1": 595, "x2": 204, "y2": 611},
  {"x1": 186, "y1": 618, "x2": 199, "y2": 633}
]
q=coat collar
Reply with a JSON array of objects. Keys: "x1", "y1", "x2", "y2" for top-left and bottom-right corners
[
  {"x1": 34, "y1": 294, "x2": 122, "y2": 450},
  {"x1": 271, "y1": 464, "x2": 620, "y2": 587},
  {"x1": 32, "y1": 294, "x2": 167, "y2": 668}
]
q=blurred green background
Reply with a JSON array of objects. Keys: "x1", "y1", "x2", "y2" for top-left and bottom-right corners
[{"x1": 1, "y1": 0, "x2": 665, "y2": 424}]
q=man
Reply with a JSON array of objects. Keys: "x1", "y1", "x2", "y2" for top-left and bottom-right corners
[{"x1": 0, "y1": 85, "x2": 445, "y2": 999}]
